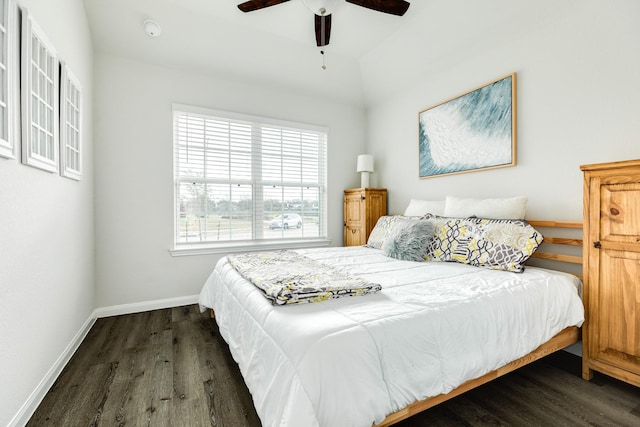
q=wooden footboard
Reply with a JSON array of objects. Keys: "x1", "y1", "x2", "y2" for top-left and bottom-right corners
[
  {"x1": 374, "y1": 326, "x2": 579, "y2": 427},
  {"x1": 374, "y1": 220, "x2": 584, "y2": 427}
]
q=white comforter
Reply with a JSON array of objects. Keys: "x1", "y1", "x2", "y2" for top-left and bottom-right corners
[{"x1": 199, "y1": 246, "x2": 584, "y2": 427}]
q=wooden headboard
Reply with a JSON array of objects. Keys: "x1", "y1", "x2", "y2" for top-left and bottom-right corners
[{"x1": 527, "y1": 220, "x2": 583, "y2": 278}]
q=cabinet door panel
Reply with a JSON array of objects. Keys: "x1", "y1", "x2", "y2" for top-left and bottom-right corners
[
  {"x1": 600, "y1": 183, "x2": 640, "y2": 244},
  {"x1": 365, "y1": 192, "x2": 386, "y2": 238},
  {"x1": 593, "y1": 249, "x2": 640, "y2": 375},
  {"x1": 344, "y1": 194, "x2": 363, "y2": 224},
  {"x1": 344, "y1": 226, "x2": 364, "y2": 246}
]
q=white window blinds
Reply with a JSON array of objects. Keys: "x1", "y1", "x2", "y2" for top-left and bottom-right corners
[{"x1": 173, "y1": 105, "x2": 327, "y2": 247}]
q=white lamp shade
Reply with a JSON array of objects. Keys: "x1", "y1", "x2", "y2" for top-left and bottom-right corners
[{"x1": 356, "y1": 154, "x2": 374, "y2": 173}]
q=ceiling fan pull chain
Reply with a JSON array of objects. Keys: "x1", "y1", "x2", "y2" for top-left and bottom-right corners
[{"x1": 321, "y1": 50, "x2": 326, "y2": 70}]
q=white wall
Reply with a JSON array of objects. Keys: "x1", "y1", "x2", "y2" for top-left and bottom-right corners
[
  {"x1": 363, "y1": 0, "x2": 640, "y2": 219},
  {"x1": 0, "y1": 1, "x2": 93, "y2": 426},
  {"x1": 93, "y1": 53, "x2": 365, "y2": 308},
  {"x1": 7, "y1": 1, "x2": 639, "y2": 423}
]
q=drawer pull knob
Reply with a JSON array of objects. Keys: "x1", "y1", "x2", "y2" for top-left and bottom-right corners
[{"x1": 593, "y1": 241, "x2": 602, "y2": 249}]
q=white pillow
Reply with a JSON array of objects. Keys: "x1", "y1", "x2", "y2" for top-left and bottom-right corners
[
  {"x1": 404, "y1": 199, "x2": 446, "y2": 216},
  {"x1": 443, "y1": 196, "x2": 527, "y2": 219}
]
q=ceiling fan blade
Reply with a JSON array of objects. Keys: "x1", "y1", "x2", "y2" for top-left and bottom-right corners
[
  {"x1": 314, "y1": 13, "x2": 332, "y2": 47},
  {"x1": 237, "y1": 0, "x2": 291, "y2": 13},
  {"x1": 345, "y1": 0, "x2": 410, "y2": 16}
]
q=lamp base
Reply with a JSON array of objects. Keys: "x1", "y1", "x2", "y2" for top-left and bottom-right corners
[{"x1": 360, "y1": 172, "x2": 370, "y2": 188}]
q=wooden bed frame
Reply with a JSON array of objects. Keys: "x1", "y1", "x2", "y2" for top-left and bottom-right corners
[
  {"x1": 209, "y1": 220, "x2": 584, "y2": 427},
  {"x1": 374, "y1": 220, "x2": 584, "y2": 427}
]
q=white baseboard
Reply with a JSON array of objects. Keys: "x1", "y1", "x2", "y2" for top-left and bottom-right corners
[
  {"x1": 93, "y1": 294, "x2": 200, "y2": 318},
  {"x1": 9, "y1": 294, "x2": 200, "y2": 427},
  {"x1": 8, "y1": 313, "x2": 96, "y2": 427}
]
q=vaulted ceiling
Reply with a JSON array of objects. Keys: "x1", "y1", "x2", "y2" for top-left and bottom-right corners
[{"x1": 83, "y1": 0, "x2": 579, "y2": 108}]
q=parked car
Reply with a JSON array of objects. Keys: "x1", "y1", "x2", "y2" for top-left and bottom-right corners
[{"x1": 269, "y1": 213, "x2": 302, "y2": 229}]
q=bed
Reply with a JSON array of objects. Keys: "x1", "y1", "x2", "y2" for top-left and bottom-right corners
[{"x1": 198, "y1": 214, "x2": 584, "y2": 427}]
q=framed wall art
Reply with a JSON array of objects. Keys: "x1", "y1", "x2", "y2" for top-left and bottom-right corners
[
  {"x1": 59, "y1": 61, "x2": 83, "y2": 180},
  {"x1": 418, "y1": 73, "x2": 516, "y2": 179},
  {"x1": 21, "y1": 8, "x2": 60, "y2": 173}
]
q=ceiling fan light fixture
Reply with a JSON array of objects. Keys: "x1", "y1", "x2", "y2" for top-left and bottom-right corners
[{"x1": 302, "y1": 0, "x2": 340, "y2": 15}]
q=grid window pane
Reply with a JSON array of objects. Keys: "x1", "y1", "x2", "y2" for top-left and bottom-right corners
[
  {"x1": 21, "y1": 11, "x2": 59, "y2": 170},
  {"x1": 60, "y1": 64, "x2": 82, "y2": 179},
  {"x1": 174, "y1": 108, "x2": 327, "y2": 246}
]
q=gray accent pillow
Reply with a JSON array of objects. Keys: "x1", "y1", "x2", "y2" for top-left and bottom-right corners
[{"x1": 382, "y1": 219, "x2": 435, "y2": 261}]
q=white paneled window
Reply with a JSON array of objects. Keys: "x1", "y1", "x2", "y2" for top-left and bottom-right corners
[
  {"x1": 0, "y1": 0, "x2": 16, "y2": 159},
  {"x1": 20, "y1": 8, "x2": 59, "y2": 173},
  {"x1": 59, "y1": 62, "x2": 82, "y2": 180},
  {"x1": 173, "y1": 104, "x2": 328, "y2": 252}
]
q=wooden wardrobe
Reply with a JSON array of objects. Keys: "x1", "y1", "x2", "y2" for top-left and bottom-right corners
[{"x1": 581, "y1": 159, "x2": 640, "y2": 387}]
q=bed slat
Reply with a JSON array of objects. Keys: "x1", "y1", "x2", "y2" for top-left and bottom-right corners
[
  {"x1": 530, "y1": 252, "x2": 583, "y2": 264},
  {"x1": 541, "y1": 236, "x2": 583, "y2": 247},
  {"x1": 527, "y1": 219, "x2": 583, "y2": 277},
  {"x1": 528, "y1": 220, "x2": 582, "y2": 229}
]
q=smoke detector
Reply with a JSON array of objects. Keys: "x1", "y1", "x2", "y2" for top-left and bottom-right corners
[{"x1": 143, "y1": 20, "x2": 161, "y2": 37}]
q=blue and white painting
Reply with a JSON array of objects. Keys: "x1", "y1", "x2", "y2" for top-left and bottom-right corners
[{"x1": 419, "y1": 74, "x2": 515, "y2": 178}]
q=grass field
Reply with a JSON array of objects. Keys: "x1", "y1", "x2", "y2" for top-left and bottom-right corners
[{"x1": 177, "y1": 213, "x2": 320, "y2": 243}]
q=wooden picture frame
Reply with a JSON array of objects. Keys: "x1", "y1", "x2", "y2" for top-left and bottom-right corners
[{"x1": 418, "y1": 73, "x2": 516, "y2": 179}]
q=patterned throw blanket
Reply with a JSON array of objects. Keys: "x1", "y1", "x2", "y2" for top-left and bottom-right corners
[{"x1": 227, "y1": 250, "x2": 382, "y2": 305}]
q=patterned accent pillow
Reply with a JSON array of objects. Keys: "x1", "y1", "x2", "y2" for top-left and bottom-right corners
[
  {"x1": 425, "y1": 216, "x2": 543, "y2": 273},
  {"x1": 366, "y1": 215, "x2": 408, "y2": 249},
  {"x1": 422, "y1": 214, "x2": 457, "y2": 261},
  {"x1": 382, "y1": 219, "x2": 435, "y2": 261}
]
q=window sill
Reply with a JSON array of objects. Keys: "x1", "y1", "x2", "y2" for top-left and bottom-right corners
[{"x1": 169, "y1": 238, "x2": 332, "y2": 257}]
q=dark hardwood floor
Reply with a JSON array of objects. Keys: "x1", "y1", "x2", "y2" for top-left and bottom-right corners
[{"x1": 28, "y1": 305, "x2": 640, "y2": 427}]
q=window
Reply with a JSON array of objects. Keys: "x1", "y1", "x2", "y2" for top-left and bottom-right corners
[
  {"x1": 20, "y1": 8, "x2": 59, "y2": 172},
  {"x1": 59, "y1": 61, "x2": 82, "y2": 180},
  {"x1": 0, "y1": 0, "x2": 16, "y2": 159},
  {"x1": 173, "y1": 104, "x2": 328, "y2": 253}
]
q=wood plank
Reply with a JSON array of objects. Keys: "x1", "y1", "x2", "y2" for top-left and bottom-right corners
[
  {"x1": 580, "y1": 158, "x2": 640, "y2": 172},
  {"x1": 528, "y1": 220, "x2": 583, "y2": 229},
  {"x1": 169, "y1": 318, "x2": 212, "y2": 426},
  {"x1": 97, "y1": 311, "x2": 171, "y2": 426},
  {"x1": 59, "y1": 361, "x2": 118, "y2": 426},
  {"x1": 196, "y1": 313, "x2": 262, "y2": 426},
  {"x1": 375, "y1": 327, "x2": 579, "y2": 427},
  {"x1": 530, "y1": 252, "x2": 583, "y2": 264},
  {"x1": 542, "y1": 236, "x2": 583, "y2": 246}
]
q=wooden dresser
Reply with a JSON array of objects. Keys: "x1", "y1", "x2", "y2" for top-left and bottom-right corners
[
  {"x1": 581, "y1": 159, "x2": 640, "y2": 387},
  {"x1": 343, "y1": 188, "x2": 387, "y2": 246}
]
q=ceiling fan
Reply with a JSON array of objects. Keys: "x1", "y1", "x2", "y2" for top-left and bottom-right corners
[{"x1": 237, "y1": 0, "x2": 410, "y2": 47}]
